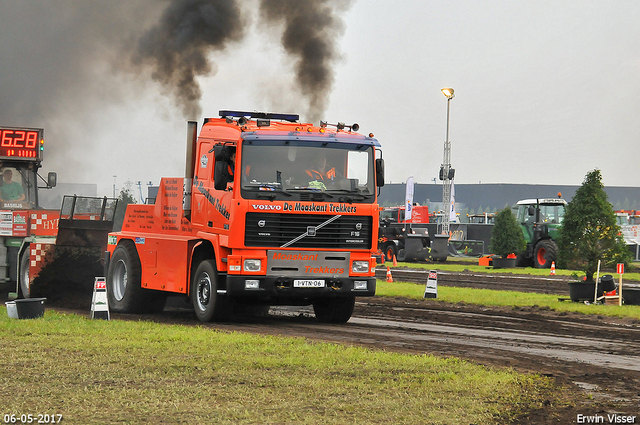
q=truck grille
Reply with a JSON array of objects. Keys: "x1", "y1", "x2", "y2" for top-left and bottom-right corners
[{"x1": 245, "y1": 212, "x2": 372, "y2": 249}]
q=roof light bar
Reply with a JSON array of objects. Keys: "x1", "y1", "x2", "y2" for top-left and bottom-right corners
[{"x1": 218, "y1": 110, "x2": 299, "y2": 122}]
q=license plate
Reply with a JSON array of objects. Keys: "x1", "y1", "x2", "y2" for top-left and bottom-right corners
[{"x1": 293, "y1": 279, "x2": 325, "y2": 288}]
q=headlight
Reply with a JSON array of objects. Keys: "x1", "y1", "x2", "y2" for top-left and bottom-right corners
[
  {"x1": 244, "y1": 259, "x2": 262, "y2": 272},
  {"x1": 354, "y1": 281, "x2": 368, "y2": 290},
  {"x1": 244, "y1": 280, "x2": 260, "y2": 290},
  {"x1": 352, "y1": 261, "x2": 369, "y2": 273}
]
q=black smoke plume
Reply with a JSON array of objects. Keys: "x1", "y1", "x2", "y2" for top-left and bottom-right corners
[
  {"x1": 259, "y1": 0, "x2": 353, "y2": 122},
  {"x1": 134, "y1": 0, "x2": 352, "y2": 121},
  {"x1": 134, "y1": 0, "x2": 246, "y2": 118}
]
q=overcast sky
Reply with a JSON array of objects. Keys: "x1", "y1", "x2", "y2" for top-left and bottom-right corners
[{"x1": 1, "y1": 0, "x2": 638, "y2": 199}]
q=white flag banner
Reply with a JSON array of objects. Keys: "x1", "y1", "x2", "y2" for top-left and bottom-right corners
[
  {"x1": 449, "y1": 180, "x2": 456, "y2": 222},
  {"x1": 405, "y1": 176, "x2": 414, "y2": 221}
]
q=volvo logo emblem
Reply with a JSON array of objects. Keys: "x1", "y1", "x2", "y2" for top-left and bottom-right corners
[
  {"x1": 355, "y1": 222, "x2": 362, "y2": 230},
  {"x1": 307, "y1": 226, "x2": 316, "y2": 236},
  {"x1": 258, "y1": 220, "x2": 266, "y2": 228}
]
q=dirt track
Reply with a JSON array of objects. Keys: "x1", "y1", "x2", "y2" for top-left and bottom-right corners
[{"x1": 3, "y1": 268, "x2": 640, "y2": 424}]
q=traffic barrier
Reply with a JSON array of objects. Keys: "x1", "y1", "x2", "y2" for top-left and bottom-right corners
[
  {"x1": 386, "y1": 267, "x2": 393, "y2": 283},
  {"x1": 91, "y1": 277, "x2": 110, "y2": 320},
  {"x1": 550, "y1": 261, "x2": 556, "y2": 275},
  {"x1": 423, "y1": 270, "x2": 438, "y2": 298}
]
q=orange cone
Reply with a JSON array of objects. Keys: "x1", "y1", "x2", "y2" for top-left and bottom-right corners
[
  {"x1": 386, "y1": 266, "x2": 393, "y2": 283},
  {"x1": 393, "y1": 254, "x2": 398, "y2": 267},
  {"x1": 550, "y1": 261, "x2": 556, "y2": 275}
]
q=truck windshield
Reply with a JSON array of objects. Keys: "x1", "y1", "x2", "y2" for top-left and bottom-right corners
[
  {"x1": 0, "y1": 164, "x2": 37, "y2": 209},
  {"x1": 240, "y1": 140, "x2": 376, "y2": 202}
]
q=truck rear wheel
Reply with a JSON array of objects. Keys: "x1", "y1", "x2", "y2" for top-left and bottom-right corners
[
  {"x1": 533, "y1": 240, "x2": 557, "y2": 268},
  {"x1": 313, "y1": 296, "x2": 355, "y2": 323},
  {"x1": 107, "y1": 241, "x2": 146, "y2": 313},
  {"x1": 191, "y1": 259, "x2": 226, "y2": 322}
]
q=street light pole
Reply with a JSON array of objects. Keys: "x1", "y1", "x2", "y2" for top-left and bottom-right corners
[{"x1": 440, "y1": 88, "x2": 455, "y2": 236}]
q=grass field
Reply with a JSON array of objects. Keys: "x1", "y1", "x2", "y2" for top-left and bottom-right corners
[
  {"x1": 6, "y1": 261, "x2": 629, "y2": 424},
  {"x1": 376, "y1": 280, "x2": 640, "y2": 321},
  {"x1": 0, "y1": 309, "x2": 564, "y2": 424},
  {"x1": 392, "y1": 258, "x2": 640, "y2": 282}
]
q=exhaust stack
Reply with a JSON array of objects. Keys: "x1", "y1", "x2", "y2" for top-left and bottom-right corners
[{"x1": 183, "y1": 121, "x2": 198, "y2": 218}]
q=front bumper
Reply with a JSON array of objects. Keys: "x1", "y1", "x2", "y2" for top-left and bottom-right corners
[{"x1": 225, "y1": 275, "x2": 376, "y2": 300}]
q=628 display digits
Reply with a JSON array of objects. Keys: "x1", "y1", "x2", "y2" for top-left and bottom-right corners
[{"x1": 0, "y1": 127, "x2": 43, "y2": 160}]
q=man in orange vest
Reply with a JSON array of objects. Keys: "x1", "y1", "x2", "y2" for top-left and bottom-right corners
[{"x1": 305, "y1": 157, "x2": 336, "y2": 182}]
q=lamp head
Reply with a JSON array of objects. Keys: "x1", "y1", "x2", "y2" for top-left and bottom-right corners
[{"x1": 441, "y1": 87, "x2": 455, "y2": 99}]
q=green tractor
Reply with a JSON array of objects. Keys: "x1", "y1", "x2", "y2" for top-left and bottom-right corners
[{"x1": 513, "y1": 197, "x2": 567, "y2": 268}]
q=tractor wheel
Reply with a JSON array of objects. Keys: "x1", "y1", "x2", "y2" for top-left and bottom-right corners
[
  {"x1": 107, "y1": 241, "x2": 147, "y2": 313},
  {"x1": 533, "y1": 240, "x2": 557, "y2": 268},
  {"x1": 313, "y1": 296, "x2": 355, "y2": 324},
  {"x1": 191, "y1": 259, "x2": 227, "y2": 322},
  {"x1": 384, "y1": 244, "x2": 397, "y2": 262},
  {"x1": 18, "y1": 249, "x2": 31, "y2": 298}
]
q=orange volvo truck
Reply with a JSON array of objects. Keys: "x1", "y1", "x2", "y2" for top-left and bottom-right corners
[{"x1": 106, "y1": 110, "x2": 385, "y2": 323}]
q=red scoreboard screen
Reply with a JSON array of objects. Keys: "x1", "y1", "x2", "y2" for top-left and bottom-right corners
[{"x1": 0, "y1": 127, "x2": 44, "y2": 160}]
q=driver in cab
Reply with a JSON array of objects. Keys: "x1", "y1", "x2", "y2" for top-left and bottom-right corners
[
  {"x1": 0, "y1": 169, "x2": 25, "y2": 202},
  {"x1": 305, "y1": 157, "x2": 336, "y2": 182}
]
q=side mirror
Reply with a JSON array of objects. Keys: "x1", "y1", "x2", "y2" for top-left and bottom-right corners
[
  {"x1": 213, "y1": 145, "x2": 234, "y2": 191},
  {"x1": 47, "y1": 172, "x2": 57, "y2": 188},
  {"x1": 528, "y1": 206, "x2": 535, "y2": 216},
  {"x1": 214, "y1": 145, "x2": 230, "y2": 161},
  {"x1": 214, "y1": 160, "x2": 228, "y2": 191},
  {"x1": 375, "y1": 158, "x2": 385, "y2": 187}
]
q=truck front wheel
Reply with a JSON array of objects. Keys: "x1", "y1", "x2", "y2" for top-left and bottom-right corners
[
  {"x1": 313, "y1": 296, "x2": 355, "y2": 323},
  {"x1": 533, "y1": 240, "x2": 557, "y2": 268},
  {"x1": 191, "y1": 259, "x2": 226, "y2": 322}
]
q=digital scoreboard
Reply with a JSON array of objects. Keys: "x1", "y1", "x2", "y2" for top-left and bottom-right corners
[{"x1": 0, "y1": 127, "x2": 44, "y2": 161}]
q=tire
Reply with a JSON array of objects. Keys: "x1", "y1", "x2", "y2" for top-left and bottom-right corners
[
  {"x1": 396, "y1": 248, "x2": 406, "y2": 262},
  {"x1": 384, "y1": 244, "x2": 397, "y2": 262},
  {"x1": 313, "y1": 296, "x2": 355, "y2": 323},
  {"x1": 19, "y1": 248, "x2": 30, "y2": 298},
  {"x1": 191, "y1": 259, "x2": 226, "y2": 322},
  {"x1": 107, "y1": 241, "x2": 147, "y2": 313},
  {"x1": 533, "y1": 240, "x2": 557, "y2": 269}
]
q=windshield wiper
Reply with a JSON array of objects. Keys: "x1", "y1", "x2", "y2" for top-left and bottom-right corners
[
  {"x1": 242, "y1": 183, "x2": 292, "y2": 197},
  {"x1": 326, "y1": 189, "x2": 367, "y2": 201},
  {"x1": 287, "y1": 188, "x2": 334, "y2": 198}
]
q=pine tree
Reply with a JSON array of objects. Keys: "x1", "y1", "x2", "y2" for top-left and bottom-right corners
[
  {"x1": 557, "y1": 169, "x2": 631, "y2": 281},
  {"x1": 489, "y1": 207, "x2": 526, "y2": 258}
]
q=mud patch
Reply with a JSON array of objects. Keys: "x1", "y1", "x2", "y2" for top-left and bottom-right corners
[{"x1": 30, "y1": 246, "x2": 104, "y2": 309}]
